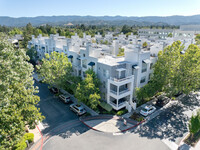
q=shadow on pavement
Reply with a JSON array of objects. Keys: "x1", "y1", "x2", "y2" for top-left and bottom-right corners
[{"x1": 132, "y1": 93, "x2": 200, "y2": 143}]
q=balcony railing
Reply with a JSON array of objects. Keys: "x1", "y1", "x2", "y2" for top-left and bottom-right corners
[
  {"x1": 119, "y1": 89, "x2": 130, "y2": 95},
  {"x1": 110, "y1": 89, "x2": 130, "y2": 95},
  {"x1": 110, "y1": 90, "x2": 117, "y2": 95},
  {"x1": 110, "y1": 75, "x2": 134, "y2": 82},
  {"x1": 109, "y1": 101, "x2": 117, "y2": 107},
  {"x1": 109, "y1": 101, "x2": 126, "y2": 108}
]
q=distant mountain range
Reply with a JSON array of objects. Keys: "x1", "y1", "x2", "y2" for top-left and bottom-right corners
[{"x1": 1, "y1": 15, "x2": 200, "y2": 27}]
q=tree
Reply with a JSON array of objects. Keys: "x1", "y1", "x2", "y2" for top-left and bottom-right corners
[
  {"x1": 75, "y1": 69, "x2": 101, "y2": 110},
  {"x1": 189, "y1": 110, "x2": 200, "y2": 136},
  {"x1": 168, "y1": 33, "x2": 173, "y2": 38},
  {"x1": 142, "y1": 42, "x2": 148, "y2": 48},
  {"x1": 195, "y1": 34, "x2": 200, "y2": 45},
  {"x1": 8, "y1": 28, "x2": 23, "y2": 36},
  {"x1": 117, "y1": 48, "x2": 125, "y2": 56},
  {"x1": 37, "y1": 52, "x2": 72, "y2": 88},
  {"x1": 0, "y1": 33, "x2": 44, "y2": 149},
  {"x1": 26, "y1": 47, "x2": 37, "y2": 66},
  {"x1": 21, "y1": 23, "x2": 34, "y2": 48},
  {"x1": 121, "y1": 25, "x2": 132, "y2": 34},
  {"x1": 136, "y1": 41, "x2": 200, "y2": 100}
]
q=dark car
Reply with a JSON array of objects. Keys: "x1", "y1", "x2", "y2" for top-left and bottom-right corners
[
  {"x1": 156, "y1": 95, "x2": 170, "y2": 107},
  {"x1": 59, "y1": 94, "x2": 71, "y2": 104},
  {"x1": 49, "y1": 87, "x2": 59, "y2": 94}
]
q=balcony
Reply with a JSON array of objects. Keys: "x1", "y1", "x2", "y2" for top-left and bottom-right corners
[
  {"x1": 110, "y1": 89, "x2": 130, "y2": 96},
  {"x1": 110, "y1": 75, "x2": 134, "y2": 82},
  {"x1": 109, "y1": 100, "x2": 126, "y2": 110}
]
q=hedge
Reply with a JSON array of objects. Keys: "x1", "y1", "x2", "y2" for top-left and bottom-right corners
[
  {"x1": 14, "y1": 133, "x2": 34, "y2": 150},
  {"x1": 24, "y1": 133, "x2": 34, "y2": 143}
]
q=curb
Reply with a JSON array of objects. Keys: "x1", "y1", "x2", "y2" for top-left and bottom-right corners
[
  {"x1": 36, "y1": 125, "x2": 43, "y2": 150},
  {"x1": 120, "y1": 120, "x2": 146, "y2": 132},
  {"x1": 30, "y1": 119, "x2": 81, "y2": 150}
]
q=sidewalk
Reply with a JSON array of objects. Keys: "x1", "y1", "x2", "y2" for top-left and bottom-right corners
[{"x1": 80, "y1": 115, "x2": 141, "y2": 133}]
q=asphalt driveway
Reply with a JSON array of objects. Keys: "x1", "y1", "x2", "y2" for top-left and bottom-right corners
[{"x1": 34, "y1": 81, "x2": 79, "y2": 134}]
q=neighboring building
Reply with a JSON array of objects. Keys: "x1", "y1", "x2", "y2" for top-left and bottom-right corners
[
  {"x1": 28, "y1": 30, "x2": 196, "y2": 112},
  {"x1": 138, "y1": 29, "x2": 174, "y2": 39}
]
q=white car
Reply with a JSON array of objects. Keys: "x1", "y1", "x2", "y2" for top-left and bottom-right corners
[
  {"x1": 140, "y1": 105, "x2": 156, "y2": 116},
  {"x1": 70, "y1": 103, "x2": 86, "y2": 116}
]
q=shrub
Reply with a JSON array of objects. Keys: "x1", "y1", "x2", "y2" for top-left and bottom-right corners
[
  {"x1": 116, "y1": 109, "x2": 128, "y2": 116},
  {"x1": 155, "y1": 92, "x2": 163, "y2": 97},
  {"x1": 171, "y1": 97, "x2": 176, "y2": 100},
  {"x1": 14, "y1": 138, "x2": 27, "y2": 150},
  {"x1": 189, "y1": 112, "x2": 200, "y2": 135},
  {"x1": 24, "y1": 133, "x2": 34, "y2": 143},
  {"x1": 136, "y1": 116, "x2": 144, "y2": 122},
  {"x1": 130, "y1": 112, "x2": 144, "y2": 122}
]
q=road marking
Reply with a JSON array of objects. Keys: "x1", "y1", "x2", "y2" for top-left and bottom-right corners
[
  {"x1": 162, "y1": 139, "x2": 178, "y2": 150},
  {"x1": 113, "y1": 132, "x2": 123, "y2": 136}
]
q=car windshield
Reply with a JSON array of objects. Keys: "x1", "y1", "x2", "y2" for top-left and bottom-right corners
[
  {"x1": 79, "y1": 109, "x2": 84, "y2": 112},
  {"x1": 142, "y1": 108, "x2": 148, "y2": 112}
]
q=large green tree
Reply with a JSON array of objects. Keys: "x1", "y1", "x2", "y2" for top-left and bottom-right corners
[
  {"x1": 75, "y1": 69, "x2": 101, "y2": 110},
  {"x1": 37, "y1": 52, "x2": 72, "y2": 88},
  {"x1": 0, "y1": 33, "x2": 44, "y2": 149},
  {"x1": 136, "y1": 41, "x2": 200, "y2": 100}
]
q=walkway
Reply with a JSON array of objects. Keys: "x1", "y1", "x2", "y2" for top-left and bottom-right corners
[{"x1": 80, "y1": 115, "x2": 142, "y2": 133}]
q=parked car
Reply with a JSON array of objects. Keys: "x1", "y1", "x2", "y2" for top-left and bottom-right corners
[
  {"x1": 70, "y1": 103, "x2": 86, "y2": 116},
  {"x1": 59, "y1": 94, "x2": 71, "y2": 104},
  {"x1": 156, "y1": 95, "x2": 170, "y2": 107},
  {"x1": 140, "y1": 105, "x2": 156, "y2": 117},
  {"x1": 49, "y1": 87, "x2": 59, "y2": 94}
]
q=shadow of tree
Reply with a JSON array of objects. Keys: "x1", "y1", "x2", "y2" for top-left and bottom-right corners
[{"x1": 132, "y1": 93, "x2": 200, "y2": 143}]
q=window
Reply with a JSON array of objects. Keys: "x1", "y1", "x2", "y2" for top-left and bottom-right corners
[
  {"x1": 103, "y1": 69, "x2": 106, "y2": 77},
  {"x1": 149, "y1": 73, "x2": 152, "y2": 80},
  {"x1": 103, "y1": 81, "x2": 106, "y2": 88},
  {"x1": 132, "y1": 68, "x2": 136, "y2": 75},
  {"x1": 53, "y1": 47, "x2": 55, "y2": 51},
  {"x1": 83, "y1": 71, "x2": 86, "y2": 77},
  {"x1": 83, "y1": 53, "x2": 86, "y2": 57},
  {"x1": 140, "y1": 76, "x2": 146, "y2": 84},
  {"x1": 82, "y1": 60, "x2": 87, "y2": 69},
  {"x1": 142, "y1": 62, "x2": 147, "y2": 73},
  {"x1": 150, "y1": 63, "x2": 153, "y2": 69}
]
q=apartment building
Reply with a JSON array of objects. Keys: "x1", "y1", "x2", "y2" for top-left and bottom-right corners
[
  {"x1": 63, "y1": 38, "x2": 156, "y2": 112},
  {"x1": 29, "y1": 31, "x2": 196, "y2": 112}
]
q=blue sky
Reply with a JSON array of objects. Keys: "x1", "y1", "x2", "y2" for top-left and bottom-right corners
[{"x1": 0, "y1": 0, "x2": 200, "y2": 17}]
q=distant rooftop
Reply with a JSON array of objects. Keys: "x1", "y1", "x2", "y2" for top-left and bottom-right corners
[{"x1": 98, "y1": 55, "x2": 125, "y2": 66}]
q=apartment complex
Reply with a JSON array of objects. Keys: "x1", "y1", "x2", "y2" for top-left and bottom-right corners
[{"x1": 28, "y1": 30, "x2": 195, "y2": 112}]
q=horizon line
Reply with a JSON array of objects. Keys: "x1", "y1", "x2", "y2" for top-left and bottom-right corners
[{"x1": 1, "y1": 14, "x2": 200, "y2": 18}]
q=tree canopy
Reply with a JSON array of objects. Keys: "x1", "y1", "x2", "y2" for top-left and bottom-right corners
[
  {"x1": 37, "y1": 51, "x2": 72, "y2": 88},
  {"x1": 0, "y1": 33, "x2": 44, "y2": 149},
  {"x1": 136, "y1": 41, "x2": 200, "y2": 100},
  {"x1": 75, "y1": 69, "x2": 101, "y2": 110}
]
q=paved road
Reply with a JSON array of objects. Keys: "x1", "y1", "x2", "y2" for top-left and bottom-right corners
[
  {"x1": 134, "y1": 93, "x2": 200, "y2": 145},
  {"x1": 34, "y1": 82, "x2": 79, "y2": 134},
  {"x1": 35, "y1": 81, "x2": 200, "y2": 150}
]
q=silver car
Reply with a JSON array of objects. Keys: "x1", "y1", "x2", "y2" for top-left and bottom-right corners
[
  {"x1": 140, "y1": 105, "x2": 156, "y2": 116},
  {"x1": 70, "y1": 103, "x2": 86, "y2": 116},
  {"x1": 59, "y1": 94, "x2": 71, "y2": 104}
]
